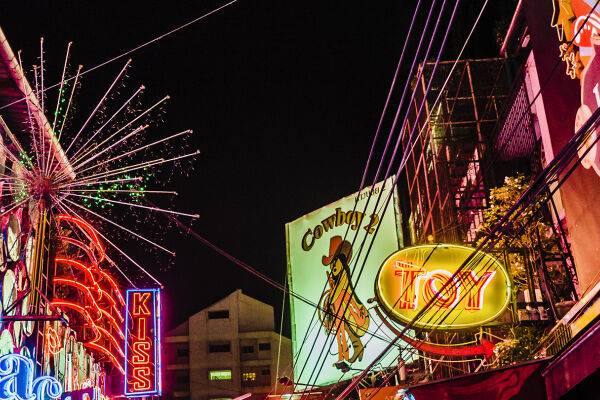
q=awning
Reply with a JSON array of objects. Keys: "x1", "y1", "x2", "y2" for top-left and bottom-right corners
[
  {"x1": 360, "y1": 359, "x2": 548, "y2": 400},
  {"x1": 542, "y1": 316, "x2": 600, "y2": 399}
]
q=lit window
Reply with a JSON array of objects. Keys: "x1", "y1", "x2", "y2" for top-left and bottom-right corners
[
  {"x1": 209, "y1": 370, "x2": 232, "y2": 380},
  {"x1": 242, "y1": 372, "x2": 256, "y2": 381}
]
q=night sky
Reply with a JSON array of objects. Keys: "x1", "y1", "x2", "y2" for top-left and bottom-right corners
[{"x1": 1, "y1": 0, "x2": 510, "y2": 335}]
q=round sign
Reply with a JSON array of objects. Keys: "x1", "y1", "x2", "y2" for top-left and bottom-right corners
[{"x1": 375, "y1": 244, "x2": 511, "y2": 330}]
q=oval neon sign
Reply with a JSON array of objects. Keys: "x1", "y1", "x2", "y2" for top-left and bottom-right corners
[{"x1": 375, "y1": 244, "x2": 511, "y2": 330}]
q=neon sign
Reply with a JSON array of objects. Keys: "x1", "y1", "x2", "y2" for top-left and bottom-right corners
[
  {"x1": 62, "y1": 387, "x2": 109, "y2": 400},
  {"x1": 124, "y1": 289, "x2": 161, "y2": 397},
  {"x1": 375, "y1": 244, "x2": 511, "y2": 330},
  {"x1": 0, "y1": 354, "x2": 62, "y2": 400},
  {"x1": 53, "y1": 214, "x2": 126, "y2": 375}
]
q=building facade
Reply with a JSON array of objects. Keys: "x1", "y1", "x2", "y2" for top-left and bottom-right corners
[
  {"x1": 164, "y1": 290, "x2": 292, "y2": 400},
  {"x1": 402, "y1": 58, "x2": 509, "y2": 245}
]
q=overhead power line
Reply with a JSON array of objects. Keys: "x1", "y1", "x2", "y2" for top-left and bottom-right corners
[{"x1": 0, "y1": 0, "x2": 239, "y2": 111}]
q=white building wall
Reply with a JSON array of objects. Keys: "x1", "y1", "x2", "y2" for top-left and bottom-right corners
[{"x1": 164, "y1": 290, "x2": 292, "y2": 400}]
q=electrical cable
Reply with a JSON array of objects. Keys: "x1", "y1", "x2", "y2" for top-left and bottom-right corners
[
  {"x1": 295, "y1": 0, "x2": 452, "y2": 394},
  {"x1": 288, "y1": 0, "x2": 437, "y2": 392},
  {"x1": 406, "y1": 0, "x2": 600, "y2": 249},
  {"x1": 0, "y1": 0, "x2": 238, "y2": 111},
  {"x1": 333, "y1": 84, "x2": 600, "y2": 400},
  {"x1": 299, "y1": 1, "x2": 465, "y2": 395},
  {"x1": 347, "y1": 3, "x2": 600, "y2": 387},
  {"x1": 290, "y1": 0, "x2": 432, "y2": 382}
]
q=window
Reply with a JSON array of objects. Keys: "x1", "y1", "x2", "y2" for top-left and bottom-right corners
[
  {"x1": 241, "y1": 345, "x2": 254, "y2": 353},
  {"x1": 242, "y1": 372, "x2": 256, "y2": 382},
  {"x1": 208, "y1": 310, "x2": 229, "y2": 319},
  {"x1": 258, "y1": 342, "x2": 271, "y2": 351},
  {"x1": 177, "y1": 374, "x2": 189, "y2": 384},
  {"x1": 209, "y1": 343, "x2": 231, "y2": 353},
  {"x1": 261, "y1": 369, "x2": 270, "y2": 376},
  {"x1": 209, "y1": 370, "x2": 232, "y2": 380}
]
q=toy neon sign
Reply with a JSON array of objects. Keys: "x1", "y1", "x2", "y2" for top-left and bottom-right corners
[
  {"x1": 124, "y1": 289, "x2": 161, "y2": 397},
  {"x1": 375, "y1": 244, "x2": 511, "y2": 330},
  {"x1": 0, "y1": 353, "x2": 63, "y2": 400}
]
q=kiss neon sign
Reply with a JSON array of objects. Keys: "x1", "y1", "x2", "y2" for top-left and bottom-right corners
[
  {"x1": 124, "y1": 289, "x2": 161, "y2": 397},
  {"x1": 375, "y1": 244, "x2": 511, "y2": 330},
  {"x1": 0, "y1": 354, "x2": 62, "y2": 400}
]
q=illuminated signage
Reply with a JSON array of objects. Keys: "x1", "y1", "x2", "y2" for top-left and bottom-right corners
[
  {"x1": 124, "y1": 289, "x2": 161, "y2": 397},
  {"x1": 62, "y1": 388, "x2": 109, "y2": 400},
  {"x1": 286, "y1": 177, "x2": 403, "y2": 386},
  {"x1": 0, "y1": 354, "x2": 62, "y2": 400},
  {"x1": 375, "y1": 244, "x2": 511, "y2": 330},
  {"x1": 552, "y1": 0, "x2": 600, "y2": 176}
]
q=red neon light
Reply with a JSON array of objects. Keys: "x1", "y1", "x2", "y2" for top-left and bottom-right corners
[
  {"x1": 95, "y1": 325, "x2": 125, "y2": 358},
  {"x1": 85, "y1": 341, "x2": 125, "y2": 374},
  {"x1": 98, "y1": 288, "x2": 124, "y2": 321},
  {"x1": 57, "y1": 236, "x2": 99, "y2": 266},
  {"x1": 422, "y1": 272, "x2": 459, "y2": 309},
  {"x1": 58, "y1": 215, "x2": 105, "y2": 262},
  {"x1": 54, "y1": 277, "x2": 101, "y2": 307},
  {"x1": 393, "y1": 262, "x2": 425, "y2": 309},
  {"x1": 93, "y1": 268, "x2": 125, "y2": 306},
  {"x1": 458, "y1": 271, "x2": 496, "y2": 310},
  {"x1": 55, "y1": 258, "x2": 98, "y2": 287},
  {"x1": 50, "y1": 301, "x2": 100, "y2": 340},
  {"x1": 45, "y1": 326, "x2": 62, "y2": 355},
  {"x1": 98, "y1": 309, "x2": 125, "y2": 340},
  {"x1": 56, "y1": 213, "x2": 128, "y2": 378}
]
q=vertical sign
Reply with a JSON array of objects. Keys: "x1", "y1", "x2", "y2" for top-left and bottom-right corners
[{"x1": 125, "y1": 289, "x2": 162, "y2": 397}]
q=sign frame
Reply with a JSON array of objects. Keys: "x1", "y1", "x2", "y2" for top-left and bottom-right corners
[{"x1": 375, "y1": 244, "x2": 512, "y2": 330}]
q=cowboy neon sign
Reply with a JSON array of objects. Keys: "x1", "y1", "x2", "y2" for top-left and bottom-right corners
[
  {"x1": 124, "y1": 289, "x2": 161, "y2": 397},
  {"x1": 375, "y1": 244, "x2": 511, "y2": 330},
  {"x1": 0, "y1": 354, "x2": 62, "y2": 400}
]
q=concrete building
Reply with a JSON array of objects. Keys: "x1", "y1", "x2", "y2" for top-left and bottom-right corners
[{"x1": 163, "y1": 290, "x2": 293, "y2": 400}]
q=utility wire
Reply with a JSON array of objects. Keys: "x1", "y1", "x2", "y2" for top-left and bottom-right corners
[
  {"x1": 0, "y1": 0, "x2": 238, "y2": 111},
  {"x1": 289, "y1": 0, "x2": 433, "y2": 391},
  {"x1": 295, "y1": 0, "x2": 446, "y2": 393},
  {"x1": 333, "y1": 86, "x2": 600, "y2": 400}
]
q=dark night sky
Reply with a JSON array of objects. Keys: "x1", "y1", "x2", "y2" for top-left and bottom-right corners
[{"x1": 1, "y1": 0, "x2": 510, "y2": 335}]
